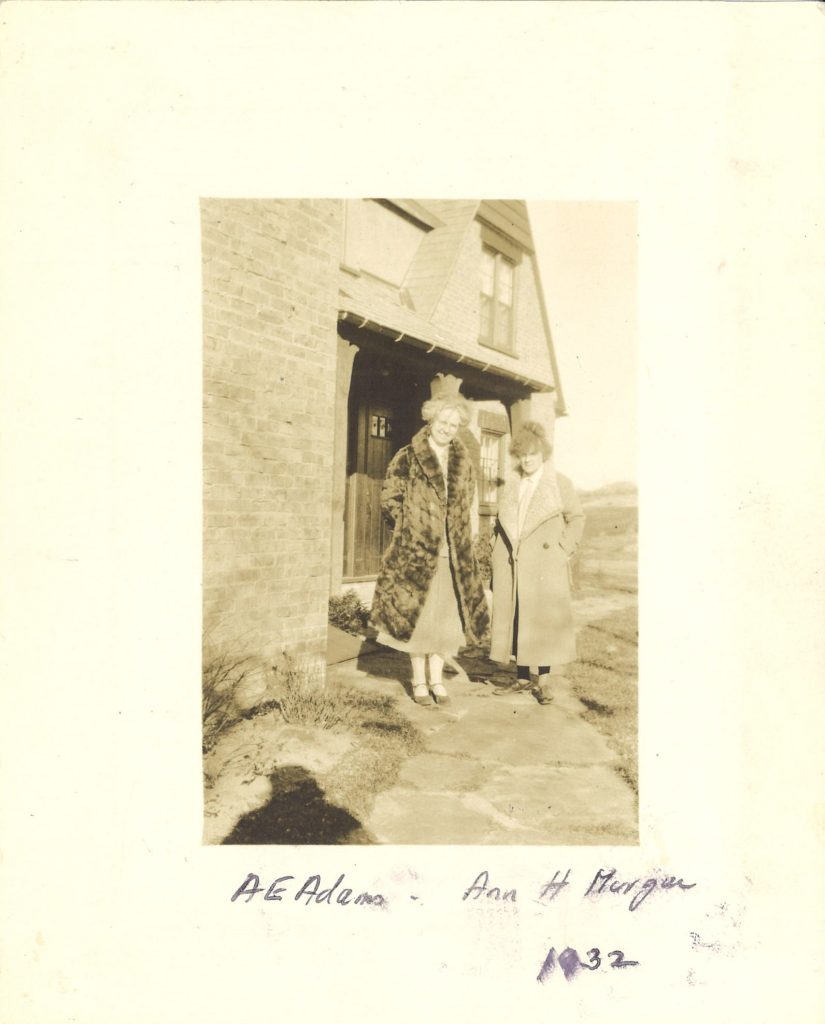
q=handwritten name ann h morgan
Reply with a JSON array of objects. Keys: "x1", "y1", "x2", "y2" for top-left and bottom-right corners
[
  {"x1": 463, "y1": 869, "x2": 696, "y2": 912},
  {"x1": 231, "y1": 873, "x2": 386, "y2": 908}
]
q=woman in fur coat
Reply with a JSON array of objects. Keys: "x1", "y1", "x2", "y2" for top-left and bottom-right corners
[
  {"x1": 489, "y1": 422, "x2": 585, "y2": 705},
  {"x1": 370, "y1": 389, "x2": 489, "y2": 707}
]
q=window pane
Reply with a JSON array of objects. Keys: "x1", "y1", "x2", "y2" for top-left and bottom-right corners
[
  {"x1": 479, "y1": 293, "x2": 492, "y2": 341},
  {"x1": 481, "y1": 248, "x2": 496, "y2": 296},
  {"x1": 497, "y1": 302, "x2": 512, "y2": 347},
  {"x1": 480, "y1": 431, "x2": 501, "y2": 505},
  {"x1": 497, "y1": 257, "x2": 514, "y2": 305}
]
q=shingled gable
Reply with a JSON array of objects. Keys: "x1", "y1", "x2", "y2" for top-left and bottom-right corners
[
  {"x1": 338, "y1": 199, "x2": 565, "y2": 407},
  {"x1": 401, "y1": 200, "x2": 478, "y2": 318}
]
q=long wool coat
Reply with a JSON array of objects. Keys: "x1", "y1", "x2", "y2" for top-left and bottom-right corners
[
  {"x1": 489, "y1": 469, "x2": 585, "y2": 667},
  {"x1": 370, "y1": 427, "x2": 489, "y2": 646}
]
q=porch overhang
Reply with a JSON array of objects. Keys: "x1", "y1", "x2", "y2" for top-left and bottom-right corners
[{"x1": 338, "y1": 307, "x2": 555, "y2": 401}]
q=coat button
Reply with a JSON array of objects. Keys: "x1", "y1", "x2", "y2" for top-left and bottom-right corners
[{"x1": 543, "y1": 542, "x2": 550, "y2": 549}]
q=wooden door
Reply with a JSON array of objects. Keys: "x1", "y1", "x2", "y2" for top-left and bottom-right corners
[{"x1": 345, "y1": 400, "x2": 399, "y2": 578}]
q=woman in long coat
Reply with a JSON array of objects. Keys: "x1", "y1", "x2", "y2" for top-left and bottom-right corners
[
  {"x1": 489, "y1": 422, "x2": 585, "y2": 704},
  {"x1": 370, "y1": 389, "x2": 489, "y2": 707}
]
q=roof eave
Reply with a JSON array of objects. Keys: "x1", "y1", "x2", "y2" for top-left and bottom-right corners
[
  {"x1": 523, "y1": 209, "x2": 568, "y2": 417},
  {"x1": 338, "y1": 308, "x2": 554, "y2": 396}
]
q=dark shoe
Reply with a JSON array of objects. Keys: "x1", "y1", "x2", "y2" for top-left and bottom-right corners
[
  {"x1": 412, "y1": 684, "x2": 433, "y2": 706},
  {"x1": 430, "y1": 684, "x2": 451, "y2": 706},
  {"x1": 493, "y1": 677, "x2": 534, "y2": 696}
]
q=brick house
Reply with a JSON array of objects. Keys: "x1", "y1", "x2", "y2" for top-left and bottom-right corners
[{"x1": 202, "y1": 198, "x2": 565, "y2": 672}]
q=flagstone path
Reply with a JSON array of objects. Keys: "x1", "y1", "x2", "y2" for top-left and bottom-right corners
[{"x1": 328, "y1": 590, "x2": 638, "y2": 845}]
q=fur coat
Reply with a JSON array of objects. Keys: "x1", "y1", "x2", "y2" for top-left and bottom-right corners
[
  {"x1": 370, "y1": 426, "x2": 489, "y2": 646},
  {"x1": 489, "y1": 468, "x2": 584, "y2": 666}
]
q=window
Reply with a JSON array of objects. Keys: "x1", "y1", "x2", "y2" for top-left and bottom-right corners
[
  {"x1": 479, "y1": 428, "x2": 505, "y2": 509},
  {"x1": 479, "y1": 245, "x2": 516, "y2": 353},
  {"x1": 343, "y1": 199, "x2": 429, "y2": 286}
]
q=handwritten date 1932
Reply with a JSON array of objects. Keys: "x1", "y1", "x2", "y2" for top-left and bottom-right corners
[{"x1": 537, "y1": 945, "x2": 639, "y2": 983}]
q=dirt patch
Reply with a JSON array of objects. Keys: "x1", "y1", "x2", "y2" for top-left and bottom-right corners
[{"x1": 203, "y1": 689, "x2": 424, "y2": 844}]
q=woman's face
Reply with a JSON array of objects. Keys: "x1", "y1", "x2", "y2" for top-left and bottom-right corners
[
  {"x1": 430, "y1": 409, "x2": 462, "y2": 446},
  {"x1": 518, "y1": 447, "x2": 544, "y2": 476}
]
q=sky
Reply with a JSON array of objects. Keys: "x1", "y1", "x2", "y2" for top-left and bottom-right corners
[{"x1": 528, "y1": 201, "x2": 637, "y2": 491}]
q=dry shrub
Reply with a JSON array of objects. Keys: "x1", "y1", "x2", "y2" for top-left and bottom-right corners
[
  {"x1": 202, "y1": 654, "x2": 249, "y2": 754},
  {"x1": 275, "y1": 654, "x2": 360, "y2": 730}
]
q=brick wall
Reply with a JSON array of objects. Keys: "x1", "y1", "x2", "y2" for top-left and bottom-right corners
[{"x1": 202, "y1": 199, "x2": 342, "y2": 670}]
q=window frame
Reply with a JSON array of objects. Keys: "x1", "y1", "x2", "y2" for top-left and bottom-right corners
[
  {"x1": 478, "y1": 425, "x2": 507, "y2": 515},
  {"x1": 478, "y1": 243, "x2": 518, "y2": 356}
]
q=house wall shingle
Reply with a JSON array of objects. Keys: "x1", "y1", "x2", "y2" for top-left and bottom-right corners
[{"x1": 202, "y1": 199, "x2": 342, "y2": 667}]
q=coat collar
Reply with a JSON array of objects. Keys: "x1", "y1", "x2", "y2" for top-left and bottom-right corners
[
  {"x1": 498, "y1": 464, "x2": 562, "y2": 545},
  {"x1": 410, "y1": 425, "x2": 468, "y2": 505}
]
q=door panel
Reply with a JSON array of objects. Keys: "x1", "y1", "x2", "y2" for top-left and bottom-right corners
[
  {"x1": 350, "y1": 401, "x2": 397, "y2": 578},
  {"x1": 342, "y1": 352, "x2": 426, "y2": 581}
]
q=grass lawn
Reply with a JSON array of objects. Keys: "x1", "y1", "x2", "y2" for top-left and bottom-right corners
[
  {"x1": 581, "y1": 502, "x2": 638, "y2": 540},
  {"x1": 320, "y1": 690, "x2": 424, "y2": 824},
  {"x1": 567, "y1": 601, "x2": 638, "y2": 793}
]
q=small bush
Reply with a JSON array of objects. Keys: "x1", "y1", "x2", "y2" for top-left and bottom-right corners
[
  {"x1": 328, "y1": 591, "x2": 370, "y2": 636},
  {"x1": 202, "y1": 654, "x2": 248, "y2": 754},
  {"x1": 275, "y1": 654, "x2": 360, "y2": 730}
]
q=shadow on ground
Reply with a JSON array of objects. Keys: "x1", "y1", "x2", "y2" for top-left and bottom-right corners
[
  {"x1": 356, "y1": 646, "x2": 412, "y2": 686},
  {"x1": 222, "y1": 765, "x2": 374, "y2": 845},
  {"x1": 353, "y1": 641, "x2": 515, "y2": 696}
]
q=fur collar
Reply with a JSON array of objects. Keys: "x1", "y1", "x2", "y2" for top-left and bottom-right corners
[
  {"x1": 410, "y1": 425, "x2": 469, "y2": 505},
  {"x1": 498, "y1": 466, "x2": 562, "y2": 545}
]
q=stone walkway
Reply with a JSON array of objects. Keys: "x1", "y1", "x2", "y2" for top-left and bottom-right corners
[{"x1": 328, "y1": 596, "x2": 638, "y2": 845}]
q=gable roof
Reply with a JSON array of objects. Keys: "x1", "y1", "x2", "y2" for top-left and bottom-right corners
[
  {"x1": 476, "y1": 200, "x2": 534, "y2": 252},
  {"x1": 338, "y1": 199, "x2": 564, "y2": 409},
  {"x1": 401, "y1": 200, "x2": 477, "y2": 319}
]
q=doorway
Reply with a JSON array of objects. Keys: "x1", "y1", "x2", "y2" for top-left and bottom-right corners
[{"x1": 343, "y1": 352, "x2": 424, "y2": 580}]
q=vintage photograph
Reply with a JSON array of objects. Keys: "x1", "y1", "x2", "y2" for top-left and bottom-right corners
[
  {"x1": 6, "y1": 2, "x2": 824, "y2": 1019},
  {"x1": 202, "y1": 198, "x2": 637, "y2": 845}
]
